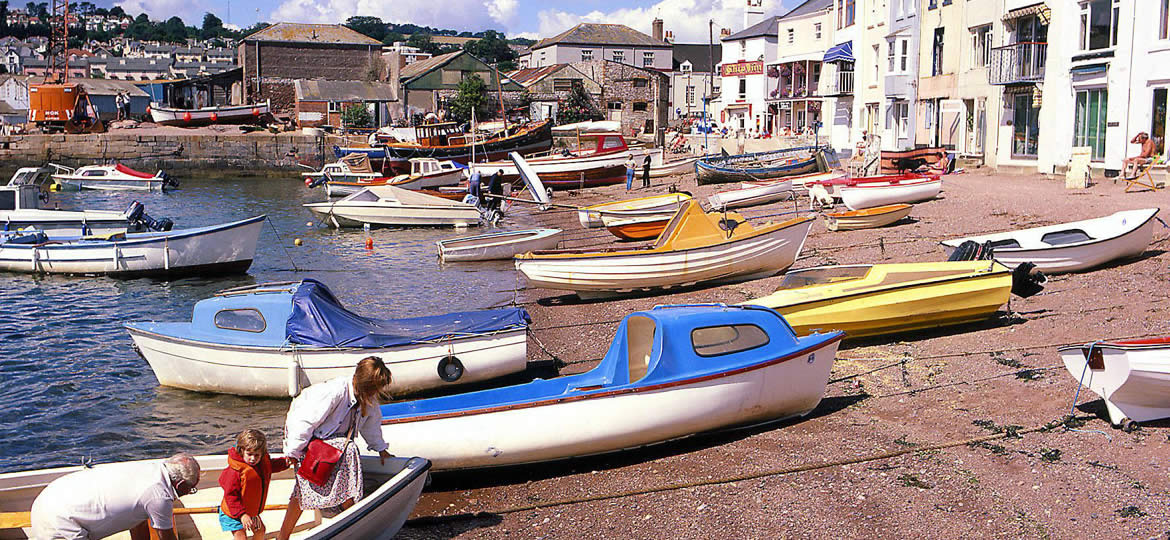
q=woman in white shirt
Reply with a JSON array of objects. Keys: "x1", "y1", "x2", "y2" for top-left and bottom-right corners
[{"x1": 276, "y1": 356, "x2": 394, "y2": 540}]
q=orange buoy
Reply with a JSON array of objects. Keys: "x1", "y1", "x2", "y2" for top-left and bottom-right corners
[
  {"x1": 365, "y1": 237, "x2": 373, "y2": 250},
  {"x1": 209, "y1": 112, "x2": 218, "y2": 122},
  {"x1": 145, "y1": 105, "x2": 151, "y2": 114},
  {"x1": 183, "y1": 112, "x2": 192, "y2": 122},
  {"x1": 252, "y1": 108, "x2": 260, "y2": 116}
]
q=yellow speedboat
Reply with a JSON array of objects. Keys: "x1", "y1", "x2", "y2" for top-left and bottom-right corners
[{"x1": 744, "y1": 260, "x2": 1014, "y2": 339}]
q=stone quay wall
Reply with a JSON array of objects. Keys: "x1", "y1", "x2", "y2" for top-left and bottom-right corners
[{"x1": 0, "y1": 133, "x2": 333, "y2": 175}]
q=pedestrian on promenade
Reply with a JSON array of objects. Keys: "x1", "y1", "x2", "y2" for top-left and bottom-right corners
[
  {"x1": 625, "y1": 155, "x2": 636, "y2": 191},
  {"x1": 641, "y1": 154, "x2": 652, "y2": 188},
  {"x1": 30, "y1": 453, "x2": 201, "y2": 540}
]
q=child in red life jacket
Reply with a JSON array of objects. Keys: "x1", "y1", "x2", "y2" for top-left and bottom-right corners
[{"x1": 218, "y1": 429, "x2": 292, "y2": 539}]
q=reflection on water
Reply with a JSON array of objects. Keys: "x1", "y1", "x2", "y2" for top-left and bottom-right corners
[{"x1": 0, "y1": 173, "x2": 533, "y2": 473}]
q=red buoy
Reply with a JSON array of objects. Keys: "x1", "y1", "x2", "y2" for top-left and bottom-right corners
[
  {"x1": 252, "y1": 108, "x2": 260, "y2": 116},
  {"x1": 365, "y1": 237, "x2": 373, "y2": 250},
  {"x1": 209, "y1": 112, "x2": 218, "y2": 122},
  {"x1": 183, "y1": 112, "x2": 192, "y2": 122}
]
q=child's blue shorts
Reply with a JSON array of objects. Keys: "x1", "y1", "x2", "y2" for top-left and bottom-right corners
[{"x1": 218, "y1": 507, "x2": 245, "y2": 532}]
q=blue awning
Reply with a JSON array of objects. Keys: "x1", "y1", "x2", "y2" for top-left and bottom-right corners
[
  {"x1": 1070, "y1": 64, "x2": 1108, "y2": 75},
  {"x1": 824, "y1": 42, "x2": 854, "y2": 63}
]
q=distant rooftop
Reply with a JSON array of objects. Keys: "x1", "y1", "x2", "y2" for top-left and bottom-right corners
[
  {"x1": 242, "y1": 22, "x2": 381, "y2": 46},
  {"x1": 532, "y1": 23, "x2": 670, "y2": 50}
]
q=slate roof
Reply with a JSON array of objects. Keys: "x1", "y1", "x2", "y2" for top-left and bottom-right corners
[
  {"x1": 74, "y1": 78, "x2": 150, "y2": 97},
  {"x1": 242, "y1": 22, "x2": 381, "y2": 46},
  {"x1": 105, "y1": 58, "x2": 172, "y2": 72},
  {"x1": 532, "y1": 23, "x2": 670, "y2": 50},
  {"x1": 672, "y1": 44, "x2": 721, "y2": 72},
  {"x1": 723, "y1": 17, "x2": 780, "y2": 41},
  {"x1": 294, "y1": 79, "x2": 397, "y2": 102},
  {"x1": 781, "y1": 0, "x2": 835, "y2": 20},
  {"x1": 506, "y1": 64, "x2": 570, "y2": 87},
  {"x1": 399, "y1": 50, "x2": 461, "y2": 81}
]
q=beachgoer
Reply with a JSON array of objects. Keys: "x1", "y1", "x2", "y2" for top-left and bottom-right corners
[
  {"x1": 276, "y1": 357, "x2": 394, "y2": 540},
  {"x1": 1124, "y1": 132, "x2": 1156, "y2": 178},
  {"x1": 218, "y1": 430, "x2": 291, "y2": 540},
  {"x1": 115, "y1": 92, "x2": 125, "y2": 121},
  {"x1": 30, "y1": 453, "x2": 201, "y2": 540},
  {"x1": 642, "y1": 154, "x2": 652, "y2": 188},
  {"x1": 625, "y1": 156, "x2": 636, "y2": 191}
]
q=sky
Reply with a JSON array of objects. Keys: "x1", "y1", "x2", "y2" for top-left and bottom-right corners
[{"x1": 98, "y1": 0, "x2": 786, "y2": 42}]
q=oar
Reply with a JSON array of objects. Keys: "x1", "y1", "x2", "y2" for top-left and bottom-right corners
[
  {"x1": 0, "y1": 504, "x2": 292, "y2": 530},
  {"x1": 174, "y1": 503, "x2": 289, "y2": 515}
]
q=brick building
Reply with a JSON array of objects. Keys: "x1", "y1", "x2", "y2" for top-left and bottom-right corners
[
  {"x1": 572, "y1": 59, "x2": 669, "y2": 142},
  {"x1": 239, "y1": 23, "x2": 383, "y2": 113},
  {"x1": 507, "y1": 64, "x2": 601, "y2": 122},
  {"x1": 294, "y1": 79, "x2": 399, "y2": 130}
]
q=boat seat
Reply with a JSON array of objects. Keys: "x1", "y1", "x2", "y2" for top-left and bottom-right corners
[
  {"x1": 1124, "y1": 162, "x2": 1163, "y2": 193},
  {"x1": 988, "y1": 239, "x2": 1022, "y2": 250},
  {"x1": 81, "y1": 232, "x2": 126, "y2": 242}
]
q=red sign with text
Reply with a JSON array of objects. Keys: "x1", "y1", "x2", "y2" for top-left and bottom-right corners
[{"x1": 721, "y1": 61, "x2": 764, "y2": 77}]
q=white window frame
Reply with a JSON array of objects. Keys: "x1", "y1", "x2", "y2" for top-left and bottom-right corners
[
  {"x1": 887, "y1": 39, "x2": 896, "y2": 72},
  {"x1": 872, "y1": 44, "x2": 880, "y2": 80},
  {"x1": 788, "y1": 28, "x2": 795, "y2": 44},
  {"x1": 971, "y1": 24, "x2": 992, "y2": 68},
  {"x1": 738, "y1": 77, "x2": 747, "y2": 100},
  {"x1": 612, "y1": 50, "x2": 625, "y2": 63},
  {"x1": 643, "y1": 51, "x2": 654, "y2": 67},
  {"x1": 328, "y1": 101, "x2": 341, "y2": 113},
  {"x1": 815, "y1": 23, "x2": 822, "y2": 40},
  {"x1": 1161, "y1": 0, "x2": 1170, "y2": 40},
  {"x1": 581, "y1": 49, "x2": 593, "y2": 61},
  {"x1": 1079, "y1": 0, "x2": 1120, "y2": 51},
  {"x1": 900, "y1": 39, "x2": 908, "y2": 72}
]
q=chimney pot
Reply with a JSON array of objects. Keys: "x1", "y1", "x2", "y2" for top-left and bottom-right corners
[{"x1": 652, "y1": 18, "x2": 664, "y2": 42}]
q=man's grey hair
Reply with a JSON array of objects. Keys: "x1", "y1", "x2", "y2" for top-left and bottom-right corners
[{"x1": 164, "y1": 453, "x2": 201, "y2": 486}]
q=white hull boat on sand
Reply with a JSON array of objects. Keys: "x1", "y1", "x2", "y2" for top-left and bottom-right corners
[
  {"x1": 0, "y1": 216, "x2": 262, "y2": 277},
  {"x1": 149, "y1": 100, "x2": 270, "y2": 126},
  {"x1": 305, "y1": 185, "x2": 482, "y2": 228},
  {"x1": 577, "y1": 193, "x2": 692, "y2": 228},
  {"x1": 1059, "y1": 337, "x2": 1170, "y2": 428},
  {"x1": 840, "y1": 177, "x2": 941, "y2": 210},
  {"x1": 373, "y1": 304, "x2": 843, "y2": 470},
  {"x1": 940, "y1": 208, "x2": 1159, "y2": 274},
  {"x1": 648, "y1": 156, "x2": 698, "y2": 178},
  {"x1": 125, "y1": 280, "x2": 532, "y2": 397},
  {"x1": 438, "y1": 228, "x2": 562, "y2": 262},
  {"x1": 708, "y1": 178, "x2": 794, "y2": 209},
  {"x1": 0, "y1": 454, "x2": 429, "y2": 540}
]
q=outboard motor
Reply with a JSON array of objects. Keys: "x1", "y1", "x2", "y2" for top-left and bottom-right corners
[
  {"x1": 158, "y1": 171, "x2": 179, "y2": 188},
  {"x1": 307, "y1": 175, "x2": 330, "y2": 188},
  {"x1": 1010, "y1": 262, "x2": 1046, "y2": 298},
  {"x1": 123, "y1": 201, "x2": 174, "y2": 232},
  {"x1": 946, "y1": 240, "x2": 996, "y2": 262}
]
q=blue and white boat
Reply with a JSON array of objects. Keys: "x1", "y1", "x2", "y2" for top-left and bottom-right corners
[
  {"x1": 695, "y1": 146, "x2": 823, "y2": 185},
  {"x1": 374, "y1": 304, "x2": 843, "y2": 470},
  {"x1": 126, "y1": 280, "x2": 532, "y2": 398},
  {"x1": 0, "y1": 215, "x2": 261, "y2": 277}
]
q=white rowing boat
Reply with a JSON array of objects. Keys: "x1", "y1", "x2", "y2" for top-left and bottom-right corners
[
  {"x1": 940, "y1": 208, "x2": 1159, "y2": 274},
  {"x1": 1059, "y1": 337, "x2": 1170, "y2": 429},
  {"x1": 708, "y1": 178, "x2": 794, "y2": 209},
  {"x1": 840, "y1": 176, "x2": 941, "y2": 210},
  {"x1": 437, "y1": 228, "x2": 562, "y2": 262},
  {"x1": 576, "y1": 193, "x2": 692, "y2": 228}
]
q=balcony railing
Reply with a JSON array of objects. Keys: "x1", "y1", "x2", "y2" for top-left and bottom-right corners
[
  {"x1": 826, "y1": 70, "x2": 854, "y2": 96},
  {"x1": 989, "y1": 42, "x2": 1047, "y2": 85}
]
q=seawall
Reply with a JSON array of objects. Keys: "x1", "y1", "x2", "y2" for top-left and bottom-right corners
[{"x1": 0, "y1": 133, "x2": 336, "y2": 176}]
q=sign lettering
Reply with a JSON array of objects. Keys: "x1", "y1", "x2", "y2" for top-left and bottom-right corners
[{"x1": 721, "y1": 61, "x2": 764, "y2": 77}]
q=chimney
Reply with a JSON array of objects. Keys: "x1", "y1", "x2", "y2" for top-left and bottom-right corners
[
  {"x1": 652, "y1": 18, "x2": 664, "y2": 42},
  {"x1": 665, "y1": 30, "x2": 674, "y2": 43},
  {"x1": 720, "y1": 28, "x2": 732, "y2": 38},
  {"x1": 744, "y1": 0, "x2": 765, "y2": 29}
]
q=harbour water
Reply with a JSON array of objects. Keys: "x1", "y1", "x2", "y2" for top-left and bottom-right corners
[{"x1": 0, "y1": 173, "x2": 527, "y2": 473}]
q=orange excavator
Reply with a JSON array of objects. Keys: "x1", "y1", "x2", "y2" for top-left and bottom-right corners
[{"x1": 27, "y1": 0, "x2": 103, "y2": 133}]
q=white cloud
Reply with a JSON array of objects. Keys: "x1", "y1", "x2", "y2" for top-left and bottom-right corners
[
  {"x1": 115, "y1": 0, "x2": 215, "y2": 26},
  {"x1": 536, "y1": 0, "x2": 786, "y2": 43},
  {"x1": 487, "y1": 0, "x2": 519, "y2": 24},
  {"x1": 268, "y1": 0, "x2": 516, "y2": 31}
]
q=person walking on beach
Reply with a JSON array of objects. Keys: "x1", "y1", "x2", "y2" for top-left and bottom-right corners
[
  {"x1": 30, "y1": 453, "x2": 201, "y2": 540},
  {"x1": 625, "y1": 155, "x2": 636, "y2": 191},
  {"x1": 218, "y1": 429, "x2": 291, "y2": 540},
  {"x1": 115, "y1": 92, "x2": 125, "y2": 121},
  {"x1": 276, "y1": 357, "x2": 394, "y2": 540},
  {"x1": 641, "y1": 154, "x2": 652, "y2": 188}
]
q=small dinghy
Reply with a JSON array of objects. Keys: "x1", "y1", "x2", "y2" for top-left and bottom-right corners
[
  {"x1": 305, "y1": 185, "x2": 482, "y2": 228},
  {"x1": 648, "y1": 156, "x2": 698, "y2": 178},
  {"x1": 940, "y1": 208, "x2": 1159, "y2": 274},
  {"x1": 437, "y1": 228, "x2": 562, "y2": 262},
  {"x1": 125, "y1": 280, "x2": 532, "y2": 397},
  {"x1": 602, "y1": 214, "x2": 670, "y2": 241},
  {"x1": 375, "y1": 304, "x2": 843, "y2": 470},
  {"x1": 839, "y1": 176, "x2": 941, "y2": 210},
  {"x1": 708, "y1": 178, "x2": 793, "y2": 210},
  {"x1": 577, "y1": 193, "x2": 692, "y2": 228},
  {"x1": 0, "y1": 216, "x2": 262, "y2": 277},
  {"x1": 823, "y1": 203, "x2": 912, "y2": 231},
  {"x1": 806, "y1": 173, "x2": 933, "y2": 200},
  {"x1": 0, "y1": 454, "x2": 429, "y2": 540},
  {"x1": 1059, "y1": 337, "x2": 1170, "y2": 429}
]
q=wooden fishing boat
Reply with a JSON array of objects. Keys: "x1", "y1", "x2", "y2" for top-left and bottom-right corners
[
  {"x1": 305, "y1": 185, "x2": 482, "y2": 228},
  {"x1": 125, "y1": 280, "x2": 532, "y2": 397},
  {"x1": 1059, "y1": 337, "x2": 1170, "y2": 428},
  {"x1": 840, "y1": 176, "x2": 941, "y2": 210},
  {"x1": 515, "y1": 201, "x2": 814, "y2": 298},
  {"x1": 0, "y1": 215, "x2": 262, "y2": 277},
  {"x1": 375, "y1": 304, "x2": 843, "y2": 470},
  {"x1": 602, "y1": 214, "x2": 670, "y2": 241},
  {"x1": 379, "y1": 120, "x2": 553, "y2": 169},
  {"x1": 49, "y1": 163, "x2": 177, "y2": 192},
  {"x1": 437, "y1": 228, "x2": 562, "y2": 262},
  {"x1": 708, "y1": 178, "x2": 794, "y2": 209},
  {"x1": 577, "y1": 193, "x2": 692, "y2": 228},
  {"x1": 649, "y1": 156, "x2": 699, "y2": 178},
  {"x1": 940, "y1": 208, "x2": 1159, "y2": 274},
  {"x1": 695, "y1": 147, "x2": 821, "y2": 185},
  {"x1": 0, "y1": 454, "x2": 429, "y2": 539},
  {"x1": 745, "y1": 261, "x2": 1020, "y2": 339},
  {"x1": 149, "y1": 100, "x2": 269, "y2": 126},
  {"x1": 823, "y1": 203, "x2": 912, "y2": 231},
  {"x1": 880, "y1": 146, "x2": 946, "y2": 173},
  {"x1": 467, "y1": 132, "x2": 642, "y2": 186}
]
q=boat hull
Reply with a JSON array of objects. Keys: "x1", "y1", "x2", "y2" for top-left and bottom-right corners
[
  {"x1": 577, "y1": 193, "x2": 692, "y2": 228},
  {"x1": 649, "y1": 157, "x2": 698, "y2": 178},
  {"x1": 604, "y1": 217, "x2": 670, "y2": 241},
  {"x1": 438, "y1": 229, "x2": 562, "y2": 262},
  {"x1": 695, "y1": 147, "x2": 821, "y2": 185},
  {"x1": 126, "y1": 327, "x2": 529, "y2": 397},
  {"x1": 468, "y1": 149, "x2": 641, "y2": 182},
  {"x1": 516, "y1": 218, "x2": 813, "y2": 297},
  {"x1": 376, "y1": 338, "x2": 841, "y2": 470},
  {"x1": 52, "y1": 176, "x2": 168, "y2": 192},
  {"x1": 390, "y1": 168, "x2": 465, "y2": 191},
  {"x1": 824, "y1": 204, "x2": 913, "y2": 231},
  {"x1": 149, "y1": 101, "x2": 269, "y2": 126},
  {"x1": 708, "y1": 179, "x2": 794, "y2": 209},
  {"x1": 0, "y1": 216, "x2": 263, "y2": 277},
  {"x1": 840, "y1": 179, "x2": 941, "y2": 210},
  {"x1": 381, "y1": 121, "x2": 553, "y2": 165},
  {"x1": 306, "y1": 203, "x2": 481, "y2": 228},
  {"x1": 1059, "y1": 340, "x2": 1170, "y2": 425}
]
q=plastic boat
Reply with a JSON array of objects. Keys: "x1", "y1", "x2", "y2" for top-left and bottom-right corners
[
  {"x1": 823, "y1": 203, "x2": 912, "y2": 231},
  {"x1": 577, "y1": 193, "x2": 692, "y2": 228},
  {"x1": 125, "y1": 280, "x2": 532, "y2": 397},
  {"x1": 708, "y1": 178, "x2": 793, "y2": 209},
  {"x1": 374, "y1": 304, "x2": 843, "y2": 470},
  {"x1": 437, "y1": 228, "x2": 562, "y2": 262},
  {"x1": 50, "y1": 163, "x2": 178, "y2": 192},
  {"x1": 1059, "y1": 337, "x2": 1170, "y2": 428},
  {"x1": 940, "y1": 208, "x2": 1159, "y2": 274},
  {"x1": 1, "y1": 183, "x2": 173, "y2": 237},
  {"x1": 305, "y1": 185, "x2": 482, "y2": 228},
  {"x1": 839, "y1": 176, "x2": 941, "y2": 210}
]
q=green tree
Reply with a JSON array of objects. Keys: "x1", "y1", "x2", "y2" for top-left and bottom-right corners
[
  {"x1": 341, "y1": 103, "x2": 372, "y2": 128},
  {"x1": 381, "y1": 31, "x2": 405, "y2": 45},
  {"x1": 344, "y1": 15, "x2": 386, "y2": 42},
  {"x1": 557, "y1": 82, "x2": 601, "y2": 125},
  {"x1": 162, "y1": 16, "x2": 188, "y2": 43},
  {"x1": 464, "y1": 30, "x2": 516, "y2": 67},
  {"x1": 449, "y1": 74, "x2": 490, "y2": 124},
  {"x1": 108, "y1": 5, "x2": 125, "y2": 18},
  {"x1": 201, "y1": 12, "x2": 224, "y2": 39},
  {"x1": 0, "y1": 2, "x2": 8, "y2": 34},
  {"x1": 406, "y1": 33, "x2": 440, "y2": 55}
]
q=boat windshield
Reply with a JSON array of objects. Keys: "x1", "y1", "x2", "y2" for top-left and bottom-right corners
[
  {"x1": 348, "y1": 190, "x2": 380, "y2": 202},
  {"x1": 776, "y1": 266, "x2": 872, "y2": 290}
]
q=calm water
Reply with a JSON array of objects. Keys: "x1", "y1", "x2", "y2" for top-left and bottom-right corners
[{"x1": 0, "y1": 173, "x2": 529, "y2": 473}]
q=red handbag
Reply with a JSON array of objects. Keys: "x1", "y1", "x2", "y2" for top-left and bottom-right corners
[{"x1": 297, "y1": 408, "x2": 356, "y2": 486}]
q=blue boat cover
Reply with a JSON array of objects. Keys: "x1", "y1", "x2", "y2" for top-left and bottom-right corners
[
  {"x1": 823, "y1": 41, "x2": 854, "y2": 63},
  {"x1": 286, "y1": 280, "x2": 530, "y2": 348}
]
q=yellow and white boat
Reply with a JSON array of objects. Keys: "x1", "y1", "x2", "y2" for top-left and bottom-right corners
[
  {"x1": 576, "y1": 192, "x2": 692, "y2": 228},
  {"x1": 744, "y1": 260, "x2": 1013, "y2": 339}
]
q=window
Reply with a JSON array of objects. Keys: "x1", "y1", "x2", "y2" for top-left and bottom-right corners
[
  {"x1": 581, "y1": 49, "x2": 593, "y2": 61},
  {"x1": 552, "y1": 78, "x2": 573, "y2": 91},
  {"x1": 644, "y1": 119, "x2": 654, "y2": 133},
  {"x1": 681, "y1": 61, "x2": 692, "y2": 72},
  {"x1": 0, "y1": 190, "x2": 13, "y2": 211},
  {"x1": 928, "y1": 0, "x2": 937, "y2": 9},
  {"x1": 1074, "y1": 88, "x2": 1109, "y2": 160},
  {"x1": 328, "y1": 101, "x2": 341, "y2": 113},
  {"x1": 1153, "y1": 88, "x2": 1168, "y2": 156},
  {"x1": 872, "y1": 44, "x2": 880, "y2": 80},
  {"x1": 632, "y1": 102, "x2": 648, "y2": 112},
  {"x1": 900, "y1": 39, "x2": 908, "y2": 72},
  {"x1": 214, "y1": 309, "x2": 266, "y2": 332},
  {"x1": 971, "y1": 25, "x2": 992, "y2": 68},
  {"x1": 1012, "y1": 92, "x2": 1040, "y2": 157},
  {"x1": 1080, "y1": 0, "x2": 1119, "y2": 51},
  {"x1": 888, "y1": 39, "x2": 896, "y2": 72},
  {"x1": 643, "y1": 51, "x2": 654, "y2": 67},
  {"x1": 787, "y1": 28, "x2": 795, "y2": 44},
  {"x1": 686, "y1": 85, "x2": 695, "y2": 105},
  {"x1": 691, "y1": 324, "x2": 770, "y2": 357},
  {"x1": 931, "y1": 28, "x2": 945, "y2": 75},
  {"x1": 612, "y1": 50, "x2": 625, "y2": 63},
  {"x1": 632, "y1": 78, "x2": 649, "y2": 88},
  {"x1": 1161, "y1": 0, "x2": 1169, "y2": 39},
  {"x1": 740, "y1": 40, "x2": 747, "y2": 59},
  {"x1": 608, "y1": 101, "x2": 623, "y2": 110},
  {"x1": 838, "y1": 0, "x2": 856, "y2": 27},
  {"x1": 738, "y1": 77, "x2": 747, "y2": 100},
  {"x1": 815, "y1": 23, "x2": 823, "y2": 39},
  {"x1": 893, "y1": 101, "x2": 909, "y2": 139}
]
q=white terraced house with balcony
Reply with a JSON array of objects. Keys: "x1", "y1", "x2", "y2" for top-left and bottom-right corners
[
  {"x1": 717, "y1": 1, "x2": 779, "y2": 135},
  {"x1": 766, "y1": 0, "x2": 834, "y2": 138}
]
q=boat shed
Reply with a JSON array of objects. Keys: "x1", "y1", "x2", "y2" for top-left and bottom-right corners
[
  {"x1": 398, "y1": 50, "x2": 524, "y2": 120},
  {"x1": 506, "y1": 64, "x2": 601, "y2": 123},
  {"x1": 136, "y1": 68, "x2": 244, "y2": 110},
  {"x1": 293, "y1": 79, "x2": 399, "y2": 130},
  {"x1": 75, "y1": 78, "x2": 152, "y2": 121}
]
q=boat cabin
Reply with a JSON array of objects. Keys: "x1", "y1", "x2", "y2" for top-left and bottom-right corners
[
  {"x1": 409, "y1": 158, "x2": 459, "y2": 177},
  {"x1": 578, "y1": 133, "x2": 629, "y2": 156},
  {"x1": 0, "y1": 184, "x2": 41, "y2": 211},
  {"x1": 6, "y1": 167, "x2": 54, "y2": 188},
  {"x1": 412, "y1": 123, "x2": 464, "y2": 147}
]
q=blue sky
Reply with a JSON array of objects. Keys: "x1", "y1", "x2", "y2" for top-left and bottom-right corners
[{"x1": 97, "y1": 0, "x2": 785, "y2": 42}]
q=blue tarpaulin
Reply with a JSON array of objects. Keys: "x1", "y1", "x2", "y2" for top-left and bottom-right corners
[
  {"x1": 286, "y1": 280, "x2": 530, "y2": 348},
  {"x1": 824, "y1": 42, "x2": 854, "y2": 63}
]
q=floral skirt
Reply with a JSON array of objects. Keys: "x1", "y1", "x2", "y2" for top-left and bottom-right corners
[{"x1": 292, "y1": 436, "x2": 363, "y2": 510}]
